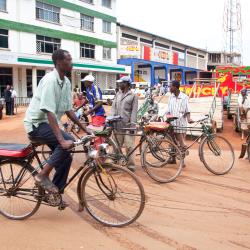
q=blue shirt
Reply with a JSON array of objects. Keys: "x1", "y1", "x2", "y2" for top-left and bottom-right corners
[{"x1": 86, "y1": 85, "x2": 105, "y2": 116}]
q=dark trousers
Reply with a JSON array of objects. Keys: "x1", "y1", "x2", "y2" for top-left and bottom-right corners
[
  {"x1": 5, "y1": 102, "x2": 11, "y2": 115},
  {"x1": 29, "y1": 123, "x2": 75, "y2": 192}
]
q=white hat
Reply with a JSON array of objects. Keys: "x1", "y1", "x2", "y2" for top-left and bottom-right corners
[
  {"x1": 81, "y1": 75, "x2": 95, "y2": 82},
  {"x1": 116, "y1": 76, "x2": 132, "y2": 83}
]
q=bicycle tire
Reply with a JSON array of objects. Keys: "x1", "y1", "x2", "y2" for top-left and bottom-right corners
[
  {"x1": 81, "y1": 163, "x2": 145, "y2": 227},
  {"x1": 200, "y1": 135, "x2": 235, "y2": 175},
  {"x1": 141, "y1": 138, "x2": 184, "y2": 183},
  {"x1": 0, "y1": 160, "x2": 42, "y2": 220}
]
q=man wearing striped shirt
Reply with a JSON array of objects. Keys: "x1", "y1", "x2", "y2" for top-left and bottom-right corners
[{"x1": 166, "y1": 81, "x2": 193, "y2": 156}]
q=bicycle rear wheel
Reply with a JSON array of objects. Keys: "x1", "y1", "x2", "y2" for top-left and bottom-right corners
[
  {"x1": 81, "y1": 163, "x2": 145, "y2": 227},
  {"x1": 0, "y1": 160, "x2": 42, "y2": 220},
  {"x1": 142, "y1": 138, "x2": 183, "y2": 183},
  {"x1": 200, "y1": 135, "x2": 235, "y2": 175}
]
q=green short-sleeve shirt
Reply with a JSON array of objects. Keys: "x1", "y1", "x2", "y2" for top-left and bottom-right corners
[{"x1": 24, "y1": 69, "x2": 72, "y2": 133}]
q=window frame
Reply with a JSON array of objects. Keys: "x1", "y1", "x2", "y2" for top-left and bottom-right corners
[
  {"x1": 80, "y1": 0, "x2": 94, "y2": 4},
  {"x1": 0, "y1": 29, "x2": 8, "y2": 49},
  {"x1": 0, "y1": 0, "x2": 6, "y2": 12},
  {"x1": 102, "y1": 0, "x2": 111, "y2": 8},
  {"x1": 103, "y1": 20, "x2": 112, "y2": 34},
  {"x1": 103, "y1": 47, "x2": 112, "y2": 60},
  {"x1": 80, "y1": 14, "x2": 94, "y2": 32},
  {"x1": 36, "y1": 35, "x2": 61, "y2": 54},
  {"x1": 80, "y1": 43, "x2": 95, "y2": 59},
  {"x1": 36, "y1": 1, "x2": 60, "y2": 24}
]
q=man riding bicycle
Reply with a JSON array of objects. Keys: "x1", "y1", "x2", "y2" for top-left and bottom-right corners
[{"x1": 24, "y1": 49, "x2": 91, "y2": 200}]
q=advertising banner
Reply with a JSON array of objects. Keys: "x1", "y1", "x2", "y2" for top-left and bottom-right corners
[
  {"x1": 154, "y1": 48, "x2": 173, "y2": 63},
  {"x1": 120, "y1": 38, "x2": 140, "y2": 59}
]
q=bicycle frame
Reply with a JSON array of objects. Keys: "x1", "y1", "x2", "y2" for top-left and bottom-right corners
[
  {"x1": 8, "y1": 144, "x2": 98, "y2": 209},
  {"x1": 165, "y1": 120, "x2": 214, "y2": 152}
]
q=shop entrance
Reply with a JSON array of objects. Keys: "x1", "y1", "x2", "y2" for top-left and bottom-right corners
[{"x1": 0, "y1": 67, "x2": 12, "y2": 97}]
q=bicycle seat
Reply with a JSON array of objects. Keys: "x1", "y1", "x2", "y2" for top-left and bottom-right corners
[
  {"x1": 106, "y1": 116, "x2": 123, "y2": 123},
  {"x1": 145, "y1": 122, "x2": 170, "y2": 132},
  {"x1": 166, "y1": 117, "x2": 178, "y2": 123},
  {"x1": 0, "y1": 143, "x2": 32, "y2": 158}
]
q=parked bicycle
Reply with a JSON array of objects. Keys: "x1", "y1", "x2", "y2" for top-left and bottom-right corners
[
  {"x1": 0, "y1": 135, "x2": 145, "y2": 227},
  {"x1": 95, "y1": 116, "x2": 184, "y2": 183},
  {"x1": 160, "y1": 115, "x2": 235, "y2": 175}
]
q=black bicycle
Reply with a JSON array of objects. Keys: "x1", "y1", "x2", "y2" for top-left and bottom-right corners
[
  {"x1": 0, "y1": 136, "x2": 145, "y2": 227},
  {"x1": 95, "y1": 116, "x2": 184, "y2": 183}
]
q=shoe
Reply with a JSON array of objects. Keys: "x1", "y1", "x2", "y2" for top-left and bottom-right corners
[
  {"x1": 58, "y1": 200, "x2": 69, "y2": 210},
  {"x1": 167, "y1": 158, "x2": 177, "y2": 164},
  {"x1": 35, "y1": 175, "x2": 59, "y2": 194},
  {"x1": 127, "y1": 165, "x2": 136, "y2": 172}
]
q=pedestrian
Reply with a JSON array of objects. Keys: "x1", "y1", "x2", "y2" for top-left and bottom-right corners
[
  {"x1": 73, "y1": 92, "x2": 89, "y2": 124},
  {"x1": 110, "y1": 76, "x2": 138, "y2": 172},
  {"x1": 81, "y1": 75, "x2": 106, "y2": 126},
  {"x1": 24, "y1": 49, "x2": 92, "y2": 207},
  {"x1": 4, "y1": 85, "x2": 12, "y2": 116},
  {"x1": 166, "y1": 80, "x2": 193, "y2": 166},
  {"x1": 238, "y1": 88, "x2": 250, "y2": 129},
  {"x1": 72, "y1": 87, "x2": 78, "y2": 103},
  {"x1": 10, "y1": 86, "x2": 17, "y2": 115}
]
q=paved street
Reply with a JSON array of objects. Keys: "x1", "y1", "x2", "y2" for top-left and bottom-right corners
[{"x1": 0, "y1": 108, "x2": 250, "y2": 250}]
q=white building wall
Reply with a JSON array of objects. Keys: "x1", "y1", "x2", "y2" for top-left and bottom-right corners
[
  {"x1": 0, "y1": 0, "x2": 125, "y2": 97},
  {"x1": 1, "y1": 0, "x2": 117, "y2": 65}
]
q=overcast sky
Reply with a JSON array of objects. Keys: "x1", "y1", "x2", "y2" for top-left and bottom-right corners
[{"x1": 117, "y1": 0, "x2": 250, "y2": 65}]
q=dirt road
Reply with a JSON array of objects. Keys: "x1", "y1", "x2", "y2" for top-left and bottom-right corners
[{"x1": 0, "y1": 109, "x2": 250, "y2": 250}]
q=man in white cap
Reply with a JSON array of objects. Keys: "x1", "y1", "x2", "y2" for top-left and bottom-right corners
[
  {"x1": 81, "y1": 75, "x2": 106, "y2": 126},
  {"x1": 110, "y1": 76, "x2": 138, "y2": 172}
]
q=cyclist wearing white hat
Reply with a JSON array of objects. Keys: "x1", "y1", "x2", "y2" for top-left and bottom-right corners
[{"x1": 81, "y1": 75, "x2": 105, "y2": 126}]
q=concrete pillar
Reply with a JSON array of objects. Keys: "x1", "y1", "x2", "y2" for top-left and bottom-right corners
[
  {"x1": 184, "y1": 49, "x2": 188, "y2": 67},
  {"x1": 13, "y1": 67, "x2": 19, "y2": 92},
  {"x1": 32, "y1": 67, "x2": 37, "y2": 95},
  {"x1": 21, "y1": 67, "x2": 27, "y2": 97}
]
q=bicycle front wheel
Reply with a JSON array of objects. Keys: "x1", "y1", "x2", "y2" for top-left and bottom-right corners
[
  {"x1": 81, "y1": 163, "x2": 145, "y2": 227},
  {"x1": 0, "y1": 160, "x2": 42, "y2": 220},
  {"x1": 200, "y1": 135, "x2": 235, "y2": 175},
  {"x1": 142, "y1": 138, "x2": 184, "y2": 183}
]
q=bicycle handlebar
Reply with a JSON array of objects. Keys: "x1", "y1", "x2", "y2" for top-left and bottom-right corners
[{"x1": 74, "y1": 135, "x2": 96, "y2": 147}]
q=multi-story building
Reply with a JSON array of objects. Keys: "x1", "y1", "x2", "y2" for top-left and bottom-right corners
[
  {"x1": 207, "y1": 51, "x2": 242, "y2": 71},
  {"x1": 0, "y1": 0, "x2": 130, "y2": 97},
  {"x1": 117, "y1": 24, "x2": 208, "y2": 85}
]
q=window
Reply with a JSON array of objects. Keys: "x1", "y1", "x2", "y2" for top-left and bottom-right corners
[
  {"x1": 36, "y1": 1, "x2": 60, "y2": 23},
  {"x1": 80, "y1": 14, "x2": 94, "y2": 32},
  {"x1": 122, "y1": 33, "x2": 138, "y2": 41},
  {"x1": 0, "y1": 29, "x2": 8, "y2": 48},
  {"x1": 102, "y1": 0, "x2": 111, "y2": 8},
  {"x1": 26, "y1": 69, "x2": 33, "y2": 97},
  {"x1": 0, "y1": 0, "x2": 6, "y2": 11},
  {"x1": 103, "y1": 21, "x2": 111, "y2": 33},
  {"x1": 36, "y1": 35, "x2": 61, "y2": 54},
  {"x1": 103, "y1": 47, "x2": 111, "y2": 60},
  {"x1": 37, "y1": 70, "x2": 46, "y2": 86},
  {"x1": 140, "y1": 38, "x2": 153, "y2": 45},
  {"x1": 80, "y1": 0, "x2": 93, "y2": 4},
  {"x1": 80, "y1": 43, "x2": 95, "y2": 59}
]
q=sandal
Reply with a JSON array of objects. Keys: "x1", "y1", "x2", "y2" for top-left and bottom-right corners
[{"x1": 35, "y1": 175, "x2": 59, "y2": 194}]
